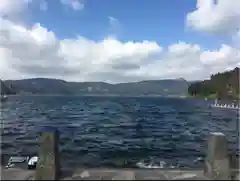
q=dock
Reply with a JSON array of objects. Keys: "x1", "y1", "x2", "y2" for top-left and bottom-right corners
[
  {"x1": 210, "y1": 104, "x2": 240, "y2": 109},
  {"x1": 1, "y1": 128, "x2": 239, "y2": 180},
  {"x1": 210, "y1": 100, "x2": 240, "y2": 110}
]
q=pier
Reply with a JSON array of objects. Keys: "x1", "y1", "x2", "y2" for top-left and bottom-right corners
[
  {"x1": 1, "y1": 127, "x2": 239, "y2": 180},
  {"x1": 210, "y1": 103, "x2": 240, "y2": 109}
]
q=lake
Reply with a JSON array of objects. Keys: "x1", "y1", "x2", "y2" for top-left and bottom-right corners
[{"x1": 1, "y1": 96, "x2": 238, "y2": 169}]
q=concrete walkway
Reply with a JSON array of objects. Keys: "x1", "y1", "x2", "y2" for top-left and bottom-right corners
[
  {"x1": 1, "y1": 167, "x2": 239, "y2": 180},
  {"x1": 62, "y1": 168, "x2": 210, "y2": 180},
  {"x1": 0, "y1": 166, "x2": 35, "y2": 180}
]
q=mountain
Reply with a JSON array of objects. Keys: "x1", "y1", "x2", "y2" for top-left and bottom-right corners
[
  {"x1": 0, "y1": 79, "x2": 16, "y2": 95},
  {"x1": 111, "y1": 79, "x2": 189, "y2": 96},
  {"x1": 4, "y1": 78, "x2": 73, "y2": 94},
  {"x1": 188, "y1": 67, "x2": 240, "y2": 100},
  {"x1": 3, "y1": 78, "x2": 189, "y2": 96}
]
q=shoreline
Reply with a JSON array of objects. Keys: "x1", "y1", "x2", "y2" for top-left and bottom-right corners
[{"x1": 1, "y1": 94, "x2": 188, "y2": 99}]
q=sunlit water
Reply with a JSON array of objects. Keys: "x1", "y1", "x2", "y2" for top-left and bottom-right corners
[{"x1": 1, "y1": 96, "x2": 238, "y2": 169}]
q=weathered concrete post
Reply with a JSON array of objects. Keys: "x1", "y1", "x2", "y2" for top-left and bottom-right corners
[
  {"x1": 35, "y1": 127, "x2": 60, "y2": 180},
  {"x1": 204, "y1": 132, "x2": 230, "y2": 180}
]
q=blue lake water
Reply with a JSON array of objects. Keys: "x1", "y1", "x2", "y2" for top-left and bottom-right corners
[{"x1": 1, "y1": 96, "x2": 239, "y2": 169}]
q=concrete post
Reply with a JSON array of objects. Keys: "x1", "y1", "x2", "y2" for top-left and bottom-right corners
[
  {"x1": 204, "y1": 132, "x2": 230, "y2": 180},
  {"x1": 35, "y1": 127, "x2": 60, "y2": 180}
]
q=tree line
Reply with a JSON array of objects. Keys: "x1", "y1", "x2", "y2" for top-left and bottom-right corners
[{"x1": 188, "y1": 67, "x2": 239, "y2": 100}]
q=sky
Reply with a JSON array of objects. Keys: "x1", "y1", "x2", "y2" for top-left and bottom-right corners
[{"x1": 0, "y1": 0, "x2": 239, "y2": 83}]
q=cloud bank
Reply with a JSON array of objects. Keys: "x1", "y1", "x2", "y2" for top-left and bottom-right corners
[
  {"x1": 186, "y1": 0, "x2": 240, "y2": 35},
  {"x1": 0, "y1": 0, "x2": 239, "y2": 83}
]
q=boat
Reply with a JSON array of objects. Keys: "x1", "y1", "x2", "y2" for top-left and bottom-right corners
[{"x1": 0, "y1": 95, "x2": 8, "y2": 102}]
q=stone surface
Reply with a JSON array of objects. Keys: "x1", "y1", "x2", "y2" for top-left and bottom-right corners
[
  {"x1": 1, "y1": 167, "x2": 239, "y2": 180},
  {"x1": 204, "y1": 132, "x2": 231, "y2": 180},
  {"x1": 35, "y1": 128, "x2": 60, "y2": 180},
  {"x1": 0, "y1": 167, "x2": 34, "y2": 180},
  {"x1": 68, "y1": 168, "x2": 213, "y2": 180},
  {"x1": 134, "y1": 170, "x2": 168, "y2": 180},
  {"x1": 112, "y1": 170, "x2": 135, "y2": 180}
]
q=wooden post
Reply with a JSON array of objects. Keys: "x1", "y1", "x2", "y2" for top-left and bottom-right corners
[
  {"x1": 204, "y1": 132, "x2": 230, "y2": 180},
  {"x1": 35, "y1": 127, "x2": 60, "y2": 180}
]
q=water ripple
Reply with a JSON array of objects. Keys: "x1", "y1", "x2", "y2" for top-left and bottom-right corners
[{"x1": 1, "y1": 95, "x2": 238, "y2": 169}]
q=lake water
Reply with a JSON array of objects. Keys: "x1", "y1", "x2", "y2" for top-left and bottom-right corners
[{"x1": 1, "y1": 96, "x2": 239, "y2": 169}]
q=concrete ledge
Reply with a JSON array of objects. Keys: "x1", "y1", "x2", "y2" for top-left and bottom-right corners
[
  {"x1": 204, "y1": 132, "x2": 230, "y2": 180},
  {"x1": 0, "y1": 167, "x2": 35, "y2": 180},
  {"x1": 2, "y1": 167, "x2": 240, "y2": 180},
  {"x1": 5, "y1": 128, "x2": 234, "y2": 180},
  {"x1": 35, "y1": 127, "x2": 60, "y2": 180}
]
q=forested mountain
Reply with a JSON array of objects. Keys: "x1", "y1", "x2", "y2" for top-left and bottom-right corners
[
  {"x1": 3, "y1": 67, "x2": 239, "y2": 98},
  {"x1": 188, "y1": 67, "x2": 239, "y2": 100},
  {"x1": 2, "y1": 78, "x2": 189, "y2": 96},
  {"x1": 0, "y1": 79, "x2": 16, "y2": 95}
]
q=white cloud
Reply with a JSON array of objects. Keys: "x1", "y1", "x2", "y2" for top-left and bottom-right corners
[
  {"x1": 0, "y1": 0, "x2": 32, "y2": 18},
  {"x1": 60, "y1": 0, "x2": 84, "y2": 11},
  {"x1": 0, "y1": 0, "x2": 239, "y2": 83},
  {"x1": 186, "y1": 0, "x2": 240, "y2": 36},
  {"x1": 0, "y1": 18, "x2": 239, "y2": 83},
  {"x1": 0, "y1": 0, "x2": 84, "y2": 18}
]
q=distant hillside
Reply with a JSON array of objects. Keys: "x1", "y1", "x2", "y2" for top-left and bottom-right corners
[
  {"x1": 0, "y1": 79, "x2": 16, "y2": 95},
  {"x1": 3, "y1": 78, "x2": 189, "y2": 96},
  {"x1": 4, "y1": 78, "x2": 73, "y2": 94},
  {"x1": 188, "y1": 67, "x2": 240, "y2": 100}
]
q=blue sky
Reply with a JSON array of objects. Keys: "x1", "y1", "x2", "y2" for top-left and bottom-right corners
[
  {"x1": 28, "y1": 0, "x2": 226, "y2": 49},
  {"x1": 0, "y1": 0, "x2": 239, "y2": 82}
]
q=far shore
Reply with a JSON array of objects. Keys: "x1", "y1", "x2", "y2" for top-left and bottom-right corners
[{"x1": 3, "y1": 94, "x2": 188, "y2": 98}]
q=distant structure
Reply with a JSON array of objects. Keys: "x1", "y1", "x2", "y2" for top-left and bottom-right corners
[{"x1": 210, "y1": 99, "x2": 240, "y2": 110}]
